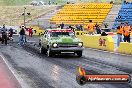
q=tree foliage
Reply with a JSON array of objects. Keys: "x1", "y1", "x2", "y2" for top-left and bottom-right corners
[{"x1": 0, "y1": 0, "x2": 32, "y2": 6}]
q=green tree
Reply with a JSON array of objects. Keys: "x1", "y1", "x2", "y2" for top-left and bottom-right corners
[{"x1": 0, "y1": 0, "x2": 32, "y2": 6}]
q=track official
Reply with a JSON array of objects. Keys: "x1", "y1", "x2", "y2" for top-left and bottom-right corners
[
  {"x1": 87, "y1": 20, "x2": 95, "y2": 35},
  {"x1": 123, "y1": 22, "x2": 131, "y2": 43}
]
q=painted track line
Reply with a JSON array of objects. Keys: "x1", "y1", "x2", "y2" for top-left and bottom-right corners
[
  {"x1": 0, "y1": 55, "x2": 21, "y2": 88},
  {"x1": 85, "y1": 47, "x2": 132, "y2": 57}
]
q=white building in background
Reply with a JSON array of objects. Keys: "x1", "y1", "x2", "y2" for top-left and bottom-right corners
[
  {"x1": 30, "y1": 0, "x2": 46, "y2": 6},
  {"x1": 30, "y1": 0, "x2": 38, "y2": 5},
  {"x1": 38, "y1": 1, "x2": 46, "y2": 5}
]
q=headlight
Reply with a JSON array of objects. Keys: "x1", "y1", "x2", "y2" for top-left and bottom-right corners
[
  {"x1": 53, "y1": 43, "x2": 58, "y2": 47},
  {"x1": 78, "y1": 43, "x2": 83, "y2": 47}
]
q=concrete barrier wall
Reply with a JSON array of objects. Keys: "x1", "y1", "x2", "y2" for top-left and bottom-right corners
[
  {"x1": 75, "y1": 31, "x2": 114, "y2": 52},
  {"x1": 118, "y1": 42, "x2": 132, "y2": 55}
]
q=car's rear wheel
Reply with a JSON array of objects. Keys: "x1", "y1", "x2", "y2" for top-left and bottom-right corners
[{"x1": 76, "y1": 51, "x2": 82, "y2": 57}]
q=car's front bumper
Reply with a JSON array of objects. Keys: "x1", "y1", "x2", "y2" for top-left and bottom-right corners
[{"x1": 50, "y1": 47, "x2": 84, "y2": 52}]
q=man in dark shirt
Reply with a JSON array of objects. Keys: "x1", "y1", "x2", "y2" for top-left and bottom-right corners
[
  {"x1": 95, "y1": 23, "x2": 101, "y2": 34},
  {"x1": 1, "y1": 25, "x2": 7, "y2": 45},
  {"x1": 60, "y1": 22, "x2": 64, "y2": 29},
  {"x1": 104, "y1": 23, "x2": 108, "y2": 28},
  {"x1": 79, "y1": 25, "x2": 83, "y2": 31},
  {"x1": 19, "y1": 26, "x2": 25, "y2": 45}
]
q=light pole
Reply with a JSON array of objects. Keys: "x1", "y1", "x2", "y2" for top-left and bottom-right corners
[{"x1": 24, "y1": 7, "x2": 26, "y2": 27}]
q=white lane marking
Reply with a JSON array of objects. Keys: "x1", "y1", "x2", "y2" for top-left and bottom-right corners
[
  {"x1": 0, "y1": 55, "x2": 22, "y2": 88},
  {"x1": 0, "y1": 53, "x2": 31, "y2": 88},
  {"x1": 85, "y1": 47, "x2": 132, "y2": 57}
]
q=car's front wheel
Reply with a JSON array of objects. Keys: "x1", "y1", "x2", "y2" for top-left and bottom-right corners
[
  {"x1": 40, "y1": 46, "x2": 46, "y2": 54},
  {"x1": 47, "y1": 48, "x2": 54, "y2": 57},
  {"x1": 76, "y1": 51, "x2": 82, "y2": 57}
]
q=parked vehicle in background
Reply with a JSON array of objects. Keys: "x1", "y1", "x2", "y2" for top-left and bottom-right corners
[
  {"x1": 0, "y1": 27, "x2": 17, "y2": 41},
  {"x1": 30, "y1": 0, "x2": 46, "y2": 6}
]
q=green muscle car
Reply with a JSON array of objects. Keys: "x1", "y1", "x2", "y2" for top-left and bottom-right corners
[{"x1": 39, "y1": 29, "x2": 83, "y2": 57}]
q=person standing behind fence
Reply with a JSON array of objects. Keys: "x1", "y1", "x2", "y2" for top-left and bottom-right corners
[
  {"x1": 95, "y1": 23, "x2": 101, "y2": 34},
  {"x1": 19, "y1": 26, "x2": 25, "y2": 45},
  {"x1": 123, "y1": 22, "x2": 131, "y2": 43},
  {"x1": 117, "y1": 23, "x2": 124, "y2": 46},
  {"x1": 87, "y1": 20, "x2": 95, "y2": 35},
  {"x1": 79, "y1": 25, "x2": 83, "y2": 31},
  {"x1": 60, "y1": 22, "x2": 64, "y2": 29}
]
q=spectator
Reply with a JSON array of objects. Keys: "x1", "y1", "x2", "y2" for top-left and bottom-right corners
[
  {"x1": 79, "y1": 25, "x2": 83, "y2": 31},
  {"x1": 57, "y1": 25, "x2": 61, "y2": 29},
  {"x1": 87, "y1": 20, "x2": 95, "y2": 35},
  {"x1": 9, "y1": 28, "x2": 13, "y2": 40},
  {"x1": 28, "y1": 27, "x2": 33, "y2": 37},
  {"x1": 1, "y1": 25, "x2": 7, "y2": 45},
  {"x1": 110, "y1": 1, "x2": 113, "y2": 4},
  {"x1": 95, "y1": 23, "x2": 101, "y2": 34},
  {"x1": 60, "y1": 22, "x2": 64, "y2": 29},
  {"x1": 49, "y1": 26, "x2": 52, "y2": 29},
  {"x1": 48, "y1": 1, "x2": 51, "y2": 5},
  {"x1": 67, "y1": 2, "x2": 70, "y2": 4},
  {"x1": 117, "y1": 23, "x2": 124, "y2": 46},
  {"x1": 19, "y1": 26, "x2": 26, "y2": 45},
  {"x1": 75, "y1": 24, "x2": 80, "y2": 31},
  {"x1": 104, "y1": 23, "x2": 108, "y2": 28},
  {"x1": 69, "y1": 25, "x2": 75, "y2": 31},
  {"x1": 124, "y1": 0, "x2": 126, "y2": 4},
  {"x1": 123, "y1": 22, "x2": 131, "y2": 43},
  {"x1": 34, "y1": 30, "x2": 37, "y2": 33},
  {"x1": 118, "y1": 15, "x2": 121, "y2": 19}
]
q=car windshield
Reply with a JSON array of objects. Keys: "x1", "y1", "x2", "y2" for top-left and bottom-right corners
[{"x1": 50, "y1": 32, "x2": 74, "y2": 37}]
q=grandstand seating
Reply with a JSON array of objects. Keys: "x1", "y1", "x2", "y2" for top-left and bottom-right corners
[
  {"x1": 50, "y1": 3, "x2": 113, "y2": 28},
  {"x1": 113, "y1": 3, "x2": 132, "y2": 29}
]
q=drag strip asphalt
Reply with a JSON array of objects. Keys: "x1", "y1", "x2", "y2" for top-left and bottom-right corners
[{"x1": 0, "y1": 36, "x2": 132, "y2": 88}]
